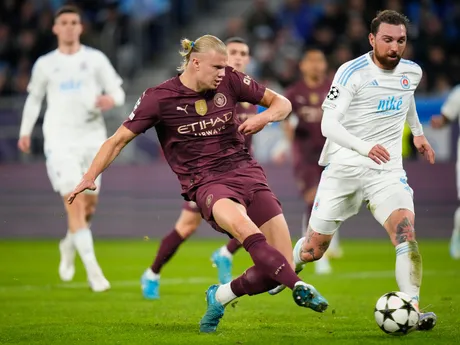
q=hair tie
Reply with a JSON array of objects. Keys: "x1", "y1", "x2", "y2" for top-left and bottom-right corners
[{"x1": 190, "y1": 41, "x2": 195, "y2": 49}]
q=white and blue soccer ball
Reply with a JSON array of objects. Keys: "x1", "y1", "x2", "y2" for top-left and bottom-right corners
[{"x1": 374, "y1": 291, "x2": 419, "y2": 335}]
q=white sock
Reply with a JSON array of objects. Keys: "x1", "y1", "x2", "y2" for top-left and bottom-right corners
[
  {"x1": 395, "y1": 241, "x2": 422, "y2": 302},
  {"x1": 215, "y1": 283, "x2": 237, "y2": 306},
  {"x1": 453, "y1": 207, "x2": 460, "y2": 235},
  {"x1": 329, "y1": 231, "x2": 340, "y2": 251},
  {"x1": 219, "y1": 246, "x2": 232, "y2": 259},
  {"x1": 61, "y1": 230, "x2": 74, "y2": 247},
  {"x1": 145, "y1": 268, "x2": 160, "y2": 280},
  {"x1": 72, "y1": 228, "x2": 99, "y2": 270},
  {"x1": 293, "y1": 237, "x2": 305, "y2": 267},
  {"x1": 301, "y1": 212, "x2": 309, "y2": 237}
]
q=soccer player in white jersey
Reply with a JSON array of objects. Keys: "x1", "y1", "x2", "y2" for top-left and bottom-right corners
[
  {"x1": 430, "y1": 85, "x2": 460, "y2": 259},
  {"x1": 270, "y1": 10, "x2": 438, "y2": 330},
  {"x1": 17, "y1": 6, "x2": 125, "y2": 292}
]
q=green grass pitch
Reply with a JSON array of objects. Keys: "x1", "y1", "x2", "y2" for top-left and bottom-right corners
[{"x1": 0, "y1": 239, "x2": 459, "y2": 344}]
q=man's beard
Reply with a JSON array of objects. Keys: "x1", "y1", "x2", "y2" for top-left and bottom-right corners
[{"x1": 374, "y1": 50, "x2": 402, "y2": 70}]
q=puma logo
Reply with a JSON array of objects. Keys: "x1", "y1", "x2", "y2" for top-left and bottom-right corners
[{"x1": 177, "y1": 104, "x2": 188, "y2": 114}]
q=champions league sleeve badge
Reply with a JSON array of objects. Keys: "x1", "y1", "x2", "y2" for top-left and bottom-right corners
[{"x1": 326, "y1": 86, "x2": 340, "y2": 100}]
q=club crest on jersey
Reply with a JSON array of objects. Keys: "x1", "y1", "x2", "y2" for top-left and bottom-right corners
[
  {"x1": 400, "y1": 75, "x2": 410, "y2": 89},
  {"x1": 213, "y1": 93, "x2": 227, "y2": 108},
  {"x1": 309, "y1": 93, "x2": 319, "y2": 105},
  {"x1": 326, "y1": 86, "x2": 340, "y2": 100},
  {"x1": 206, "y1": 194, "x2": 214, "y2": 208},
  {"x1": 195, "y1": 99, "x2": 208, "y2": 116}
]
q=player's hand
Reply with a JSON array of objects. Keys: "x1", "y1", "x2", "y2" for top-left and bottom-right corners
[
  {"x1": 18, "y1": 136, "x2": 31, "y2": 154},
  {"x1": 413, "y1": 135, "x2": 435, "y2": 164},
  {"x1": 238, "y1": 113, "x2": 270, "y2": 135},
  {"x1": 68, "y1": 176, "x2": 97, "y2": 204},
  {"x1": 430, "y1": 114, "x2": 447, "y2": 129},
  {"x1": 368, "y1": 144, "x2": 390, "y2": 165},
  {"x1": 96, "y1": 95, "x2": 115, "y2": 111}
]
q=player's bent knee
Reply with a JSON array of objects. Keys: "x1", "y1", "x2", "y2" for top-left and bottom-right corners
[
  {"x1": 212, "y1": 198, "x2": 259, "y2": 241},
  {"x1": 85, "y1": 205, "x2": 96, "y2": 218},
  {"x1": 175, "y1": 214, "x2": 201, "y2": 238}
]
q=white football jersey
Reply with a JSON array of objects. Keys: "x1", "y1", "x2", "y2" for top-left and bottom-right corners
[
  {"x1": 320, "y1": 52, "x2": 423, "y2": 170},
  {"x1": 27, "y1": 45, "x2": 122, "y2": 149},
  {"x1": 440, "y1": 85, "x2": 460, "y2": 160},
  {"x1": 441, "y1": 85, "x2": 460, "y2": 124}
]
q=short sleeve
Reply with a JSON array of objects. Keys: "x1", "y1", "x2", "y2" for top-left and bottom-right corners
[
  {"x1": 322, "y1": 63, "x2": 357, "y2": 115},
  {"x1": 441, "y1": 86, "x2": 460, "y2": 121},
  {"x1": 123, "y1": 88, "x2": 161, "y2": 134},
  {"x1": 27, "y1": 58, "x2": 47, "y2": 98},
  {"x1": 227, "y1": 68, "x2": 266, "y2": 105}
]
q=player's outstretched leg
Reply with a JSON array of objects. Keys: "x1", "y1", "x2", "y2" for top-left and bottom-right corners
[
  {"x1": 211, "y1": 238, "x2": 241, "y2": 284},
  {"x1": 384, "y1": 209, "x2": 436, "y2": 331},
  {"x1": 200, "y1": 198, "x2": 328, "y2": 333},
  {"x1": 142, "y1": 206, "x2": 201, "y2": 299},
  {"x1": 450, "y1": 207, "x2": 460, "y2": 259},
  {"x1": 200, "y1": 265, "x2": 328, "y2": 333}
]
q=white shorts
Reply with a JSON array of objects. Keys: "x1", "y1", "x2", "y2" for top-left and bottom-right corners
[
  {"x1": 309, "y1": 164, "x2": 414, "y2": 235},
  {"x1": 45, "y1": 147, "x2": 101, "y2": 197}
]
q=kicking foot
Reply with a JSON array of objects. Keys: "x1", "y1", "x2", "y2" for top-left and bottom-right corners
[
  {"x1": 199, "y1": 284, "x2": 225, "y2": 333},
  {"x1": 292, "y1": 282, "x2": 329, "y2": 312}
]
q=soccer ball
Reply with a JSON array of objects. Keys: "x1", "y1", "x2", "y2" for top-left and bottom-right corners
[{"x1": 374, "y1": 291, "x2": 419, "y2": 335}]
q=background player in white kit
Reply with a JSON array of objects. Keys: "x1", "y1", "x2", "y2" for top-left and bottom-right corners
[
  {"x1": 430, "y1": 85, "x2": 460, "y2": 259},
  {"x1": 270, "y1": 10, "x2": 438, "y2": 330},
  {"x1": 17, "y1": 6, "x2": 125, "y2": 292}
]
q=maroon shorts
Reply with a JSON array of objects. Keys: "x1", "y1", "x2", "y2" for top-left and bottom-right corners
[
  {"x1": 182, "y1": 201, "x2": 201, "y2": 213},
  {"x1": 292, "y1": 141, "x2": 323, "y2": 195},
  {"x1": 192, "y1": 164, "x2": 282, "y2": 234}
]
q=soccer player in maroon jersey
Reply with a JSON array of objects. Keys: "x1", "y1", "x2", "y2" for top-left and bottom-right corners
[
  {"x1": 140, "y1": 37, "x2": 256, "y2": 300},
  {"x1": 68, "y1": 34, "x2": 328, "y2": 332},
  {"x1": 282, "y1": 48, "x2": 343, "y2": 275}
]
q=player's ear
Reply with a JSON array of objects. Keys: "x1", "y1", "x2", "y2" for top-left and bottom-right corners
[
  {"x1": 368, "y1": 33, "x2": 375, "y2": 48},
  {"x1": 76, "y1": 21, "x2": 83, "y2": 35},
  {"x1": 52, "y1": 23, "x2": 58, "y2": 36},
  {"x1": 191, "y1": 57, "x2": 200, "y2": 71}
]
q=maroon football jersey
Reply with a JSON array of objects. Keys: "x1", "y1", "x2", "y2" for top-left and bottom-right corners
[
  {"x1": 123, "y1": 67, "x2": 266, "y2": 196},
  {"x1": 284, "y1": 79, "x2": 331, "y2": 162},
  {"x1": 235, "y1": 102, "x2": 258, "y2": 152}
]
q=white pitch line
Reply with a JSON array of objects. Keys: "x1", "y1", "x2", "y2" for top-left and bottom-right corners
[{"x1": 0, "y1": 270, "x2": 457, "y2": 292}]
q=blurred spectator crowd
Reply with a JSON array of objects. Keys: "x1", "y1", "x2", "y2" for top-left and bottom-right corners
[
  {"x1": 1, "y1": 0, "x2": 459, "y2": 97},
  {"x1": 0, "y1": 0, "x2": 215, "y2": 96},
  {"x1": 224, "y1": 0, "x2": 460, "y2": 96}
]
